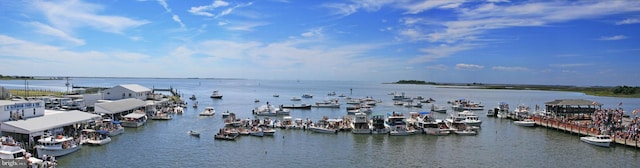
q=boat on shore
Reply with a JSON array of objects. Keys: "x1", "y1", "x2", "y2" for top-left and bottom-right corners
[{"x1": 580, "y1": 135, "x2": 613, "y2": 147}]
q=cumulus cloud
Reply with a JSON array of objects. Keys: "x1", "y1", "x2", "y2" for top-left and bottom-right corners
[
  {"x1": 598, "y1": 35, "x2": 628, "y2": 41},
  {"x1": 456, "y1": 63, "x2": 484, "y2": 70}
]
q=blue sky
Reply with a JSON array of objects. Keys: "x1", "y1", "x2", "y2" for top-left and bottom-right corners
[{"x1": 1, "y1": 0, "x2": 639, "y2": 86}]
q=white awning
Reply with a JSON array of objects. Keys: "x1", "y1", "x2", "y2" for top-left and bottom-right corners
[
  {"x1": 1, "y1": 110, "x2": 101, "y2": 136},
  {"x1": 123, "y1": 112, "x2": 146, "y2": 119}
]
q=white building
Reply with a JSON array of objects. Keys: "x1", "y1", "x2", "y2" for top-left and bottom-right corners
[
  {"x1": 0, "y1": 100, "x2": 45, "y2": 122},
  {"x1": 102, "y1": 84, "x2": 151, "y2": 101}
]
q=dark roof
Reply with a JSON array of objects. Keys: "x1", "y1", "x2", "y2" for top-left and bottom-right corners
[{"x1": 544, "y1": 99, "x2": 599, "y2": 106}]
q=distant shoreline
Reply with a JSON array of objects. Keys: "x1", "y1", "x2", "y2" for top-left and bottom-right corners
[{"x1": 387, "y1": 80, "x2": 640, "y2": 98}]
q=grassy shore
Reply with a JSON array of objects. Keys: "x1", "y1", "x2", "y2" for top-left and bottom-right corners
[
  {"x1": 390, "y1": 80, "x2": 640, "y2": 98},
  {"x1": 9, "y1": 89, "x2": 65, "y2": 97}
]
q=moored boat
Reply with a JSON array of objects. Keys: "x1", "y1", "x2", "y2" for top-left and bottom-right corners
[
  {"x1": 35, "y1": 135, "x2": 81, "y2": 158},
  {"x1": 81, "y1": 129, "x2": 112, "y2": 145},
  {"x1": 580, "y1": 135, "x2": 613, "y2": 147},
  {"x1": 121, "y1": 112, "x2": 147, "y2": 128},
  {"x1": 188, "y1": 130, "x2": 200, "y2": 137},
  {"x1": 513, "y1": 119, "x2": 536, "y2": 127},
  {"x1": 210, "y1": 90, "x2": 223, "y2": 99},
  {"x1": 199, "y1": 106, "x2": 215, "y2": 116}
]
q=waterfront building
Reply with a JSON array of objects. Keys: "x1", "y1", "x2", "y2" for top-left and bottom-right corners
[
  {"x1": 544, "y1": 99, "x2": 600, "y2": 119},
  {"x1": 102, "y1": 84, "x2": 151, "y2": 101},
  {"x1": 0, "y1": 100, "x2": 45, "y2": 122},
  {"x1": 0, "y1": 87, "x2": 9, "y2": 100},
  {"x1": 94, "y1": 98, "x2": 146, "y2": 119}
]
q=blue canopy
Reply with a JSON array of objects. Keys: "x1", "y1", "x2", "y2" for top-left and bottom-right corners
[
  {"x1": 96, "y1": 130, "x2": 109, "y2": 134},
  {"x1": 420, "y1": 111, "x2": 430, "y2": 115},
  {"x1": 112, "y1": 120, "x2": 121, "y2": 124}
]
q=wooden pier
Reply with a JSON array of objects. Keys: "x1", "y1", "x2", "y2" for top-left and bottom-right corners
[{"x1": 532, "y1": 116, "x2": 640, "y2": 149}]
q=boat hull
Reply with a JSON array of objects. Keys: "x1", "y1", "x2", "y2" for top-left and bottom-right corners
[
  {"x1": 121, "y1": 121, "x2": 145, "y2": 128},
  {"x1": 35, "y1": 145, "x2": 81, "y2": 158},
  {"x1": 85, "y1": 137, "x2": 111, "y2": 145},
  {"x1": 309, "y1": 127, "x2": 338, "y2": 134},
  {"x1": 580, "y1": 137, "x2": 611, "y2": 147},
  {"x1": 108, "y1": 128, "x2": 124, "y2": 136},
  {"x1": 514, "y1": 121, "x2": 535, "y2": 127},
  {"x1": 351, "y1": 129, "x2": 371, "y2": 134}
]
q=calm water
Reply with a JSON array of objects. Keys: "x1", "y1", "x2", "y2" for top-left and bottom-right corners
[{"x1": 2, "y1": 78, "x2": 640, "y2": 167}]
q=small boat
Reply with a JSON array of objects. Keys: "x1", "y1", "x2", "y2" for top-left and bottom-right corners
[
  {"x1": 81, "y1": 129, "x2": 112, "y2": 145},
  {"x1": 192, "y1": 101, "x2": 199, "y2": 108},
  {"x1": 199, "y1": 107, "x2": 215, "y2": 116},
  {"x1": 121, "y1": 112, "x2": 147, "y2": 128},
  {"x1": 262, "y1": 127, "x2": 276, "y2": 136},
  {"x1": 453, "y1": 129, "x2": 477, "y2": 136},
  {"x1": 430, "y1": 104, "x2": 447, "y2": 113},
  {"x1": 580, "y1": 135, "x2": 613, "y2": 147},
  {"x1": 273, "y1": 94, "x2": 279, "y2": 97},
  {"x1": 188, "y1": 130, "x2": 200, "y2": 137},
  {"x1": 281, "y1": 104, "x2": 312, "y2": 109},
  {"x1": 221, "y1": 110, "x2": 230, "y2": 118},
  {"x1": 290, "y1": 97, "x2": 301, "y2": 101},
  {"x1": 35, "y1": 134, "x2": 82, "y2": 158},
  {"x1": 302, "y1": 93, "x2": 313, "y2": 98},
  {"x1": 249, "y1": 127, "x2": 264, "y2": 137},
  {"x1": 210, "y1": 90, "x2": 223, "y2": 99},
  {"x1": 189, "y1": 95, "x2": 196, "y2": 100},
  {"x1": 513, "y1": 119, "x2": 536, "y2": 127},
  {"x1": 151, "y1": 112, "x2": 172, "y2": 120},
  {"x1": 254, "y1": 99, "x2": 260, "y2": 103}
]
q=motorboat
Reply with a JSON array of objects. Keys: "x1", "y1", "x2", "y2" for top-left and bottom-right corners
[
  {"x1": 417, "y1": 112, "x2": 451, "y2": 136},
  {"x1": 309, "y1": 117, "x2": 339, "y2": 134},
  {"x1": 199, "y1": 107, "x2": 215, "y2": 116},
  {"x1": 448, "y1": 111, "x2": 482, "y2": 127},
  {"x1": 430, "y1": 104, "x2": 447, "y2": 113},
  {"x1": 513, "y1": 119, "x2": 536, "y2": 127},
  {"x1": 81, "y1": 129, "x2": 112, "y2": 145},
  {"x1": 370, "y1": 114, "x2": 389, "y2": 134},
  {"x1": 189, "y1": 95, "x2": 196, "y2": 100},
  {"x1": 302, "y1": 93, "x2": 313, "y2": 98},
  {"x1": 315, "y1": 99, "x2": 340, "y2": 108},
  {"x1": 290, "y1": 97, "x2": 301, "y2": 101},
  {"x1": 262, "y1": 127, "x2": 276, "y2": 136},
  {"x1": 188, "y1": 130, "x2": 200, "y2": 137},
  {"x1": 495, "y1": 102, "x2": 510, "y2": 119},
  {"x1": 386, "y1": 112, "x2": 415, "y2": 136},
  {"x1": 35, "y1": 135, "x2": 81, "y2": 158},
  {"x1": 121, "y1": 112, "x2": 147, "y2": 128},
  {"x1": 253, "y1": 104, "x2": 289, "y2": 116},
  {"x1": 453, "y1": 129, "x2": 477, "y2": 136},
  {"x1": 580, "y1": 135, "x2": 613, "y2": 147},
  {"x1": 351, "y1": 112, "x2": 371, "y2": 134},
  {"x1": 249, "y1": 127, "x2": 264, "y2": 137},
  {"x1": 151, "y1": 112, "x2": 172, "y2": 120},
  {"x1": 273, "y1": 94, "x2": 279, "y2": 97},
  {"x1": 221, "y1": 110, "x2": 230, "y2": 118},
  {"x1": 215, "y1": 129, "x2": 238, "y2": 141},
  {"x1": 102, "y1": 119, "x2": 124, "y2": 136},
  {"x1": 210, "y1": 90, "x2": 223, "y2": 99},
  {"x1": 486, "y1": 109, "x2": 495, "y2": 117},
  {"x1": 0, "y1": 144, "x2": 44, "y2": 167},
  {"x1": 280, "y1": 104, "x2": 312, "y2": 109}
]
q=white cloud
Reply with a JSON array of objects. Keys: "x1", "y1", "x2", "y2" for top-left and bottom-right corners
[
  {"x1": 400, "y1": 0, "x2": 466, "y2": 14},
  {"x1": 409, "y1": 43, "x2": 475, "y2": 63},
  {"x1": 28, "y1": 22, "x2": 85, "y2": 46},
  {"x1": 598, "y1": 35, "x2": 628, "y2": 41},
  {"x1": 426, "y1": 64, "x2": 448, "y2": 70},
  {"x1": 456, "y1": 63, "x2": 484, "y2": 70},
  {"x1": 323, "y1": 0, "x2": 395, "y2": 16},
  {"x1": 226, "y1": 22, "x2": 269, "y2": 31},
  {"x1": 492, "y1": 66, "x2": 529, "y2": 71},
  {"x1": 188, "y1": 1, "x2": 252, "y2": 18},
  {"x1": 616, "y1": 18, "x2": 640, "y2": 25},
  {"x1": 301, "y1": 28, "x2": 324, "y2": 38},
  {"x1": 33, "y1": 0, "x2": 150, "y2": 34},
  {"x1": 156, "y1": 0, "x2": 186, "y2": 29},
  {"x1": 549, "y1": 63, "x2": 591, "y2": 68},
  {"x1": 172, "y1": 15, "x2": 186, "y2": 29}
]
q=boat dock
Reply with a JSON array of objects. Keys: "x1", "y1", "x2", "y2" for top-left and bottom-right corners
[{"x1": 532, "y1": 116, "x2": 640, "y2": 149}]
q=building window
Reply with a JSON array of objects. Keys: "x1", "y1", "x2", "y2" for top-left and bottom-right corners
[
  {"x1": 34, "y1": 108, "x2": 36, "y2": 115},
  {"x1": 129, "y1": 93, "x2": 132, "y2": 97}
]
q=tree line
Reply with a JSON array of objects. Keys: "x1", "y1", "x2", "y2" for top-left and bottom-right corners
[
  {"x1": 0, "y1": 74, "x2": 34, "y2": 79},
  {"x1": 612, "y1": 85, "x2": 639, "y2": 95}
]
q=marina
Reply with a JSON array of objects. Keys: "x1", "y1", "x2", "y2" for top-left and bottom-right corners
[{"x1": 0, "y1": 78, "x2": 639, "y2": 167}]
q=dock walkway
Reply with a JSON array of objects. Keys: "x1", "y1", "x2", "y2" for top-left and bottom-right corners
[{"x1": 532, "y1": 116, "x2": 640, "y2": 149}]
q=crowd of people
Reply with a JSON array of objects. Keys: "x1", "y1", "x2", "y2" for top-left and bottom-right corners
[{"x1": 589, "y1": 108, "x2": 640, "y2": 142}]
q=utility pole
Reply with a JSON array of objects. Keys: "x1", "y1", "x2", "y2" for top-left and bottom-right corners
[{"x1": 65, "y1": 77, "x2": 70, "y2": 94}]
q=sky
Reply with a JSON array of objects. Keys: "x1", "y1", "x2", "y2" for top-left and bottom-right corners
[{"x1": 1, "y1": 0, "x2": 639, "y2": 86}]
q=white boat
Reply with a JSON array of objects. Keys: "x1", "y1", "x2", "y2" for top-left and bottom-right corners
[
  {"x1": 290, "y1": 97, "x2": 301, "y2": 101},
  {"x1": 495, "y1": 102, "x2": 510, "y2": 119},
  {"x1": 262, "y1": 127, "x2": 276, "y2": 136},
  {"x1": 309, "y1": 117, "x2": 339, "y2": 134},
  {"x1": 452, "y1": 111, "x2": 482, "y2": 127},
  {"x1": 386, "y1": 112, "x2": 415, "y2": 136},
  {"x1": 199, "y1": 106, "x2": 215, "y2": 116},
  {"x1": 210, "y1": 90, "x2": 223, "y2": 99},
  {"x1": 453, "y1": 129, "x2": 477, "y2": 136},
  {"x1": 121, "y1": 112, "x2": 147, "y2": 128},
  {"x1": 81, "y1": 129, "x2": 112, "y2": 145},
  {"x1": 315, "y1": 99, "x2": 340, "y2": 108},
  {"x1": 370, "y1": 114, "x2": 389, "y2": 134},
  {"x1": 0, "y1": 144, "x2": 44, "y2": 167},
  {"x1": 430, "y1": 104, "x2": 447, "y2": 113},
  {"x1": 302, "y1": 93, "x2": 313, "y2": 98},
  {"x1": 486, "y1": 109, "x2": 495, "y2": 117},
  {"x1": 151, "y1": 112, "x2": 172, "y2": 120},
  {"x1": 188, "y1": 130, "x2": 200, "y2": 137},
  {"x1": 35, "y1": 135, "x2": 81, "y2": 158},
  {"x1": 417, "y1": 112, "x2": 451, "y2": 136},
  {"x1": 253, "y1": 104, "x2": 289, "y2": 116},
  {"x1": 249, "y1": 127, "x2": 264, "y2": 137},
  {"x1": 102, "y1": 119, "x2": 124, "y2": 136},
  {"x1": 351, "y1": 112, "x2": 371, "y2": 134},
  {"x1": 580, "y1": 135, "x2": 613, "y2": 147},
  {"x1": 221, "y1": 110, "x2": 230, "y2": 118},
  {"x1": 514, "y1": 119, "x2": 536, "y2": 127},
  {"x1": 280, "y1": 116, "x2": 296, "y2": 129}
]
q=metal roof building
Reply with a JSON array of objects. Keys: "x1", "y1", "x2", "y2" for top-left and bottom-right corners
[
  {"x1": 94, "y1": 98, "x2": 146, "y2": 115},
  {"x1": 1, "y1": 110, "x2": 100, "y2": 136}
]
